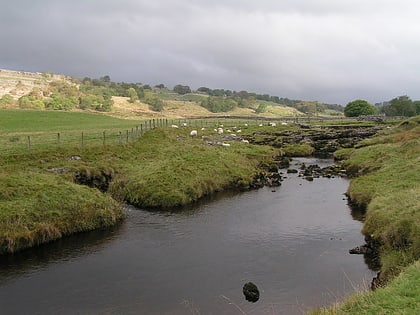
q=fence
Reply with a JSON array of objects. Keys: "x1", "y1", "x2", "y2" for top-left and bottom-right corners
[
  {"x1": 0, "y1": 116, "x2": 405, "y2": 156},
  {"x1": 0, "y1": 119, "x2": 169, "y2": 156}
]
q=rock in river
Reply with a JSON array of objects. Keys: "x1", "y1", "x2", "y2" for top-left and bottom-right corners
[{"x1": 243, "y1": 282, "x2": 260, "y2": 302}]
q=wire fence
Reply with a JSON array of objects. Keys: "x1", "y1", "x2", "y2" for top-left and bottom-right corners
[{"x1": 0, "y1": 116, "x2": 405, "y2": 156}]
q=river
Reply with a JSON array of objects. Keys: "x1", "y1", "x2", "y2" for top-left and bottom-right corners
[{"x1": 0, "y1": 158, "x2": 375, "y2": 314}]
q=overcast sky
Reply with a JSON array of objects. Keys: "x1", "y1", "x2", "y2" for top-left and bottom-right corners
[{"x1": 1, "y1": 0, "x2": 420, "y2": 104}]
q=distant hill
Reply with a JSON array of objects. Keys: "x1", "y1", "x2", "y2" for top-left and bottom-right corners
[{"x1": 0, "y1": 68, "x2": 343, "y2": 119}]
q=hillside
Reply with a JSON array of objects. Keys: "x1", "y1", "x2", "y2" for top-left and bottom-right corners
[
  {"x1": 0, "y1": 68, "x2": 72, "y2": 100},
  {"x1": 0, "y1": 68, "x2": 343, "y2": 119}
]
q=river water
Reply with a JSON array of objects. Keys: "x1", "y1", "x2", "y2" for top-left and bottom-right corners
[{"x1": 0, "y1": 158, "x2": 375, "y2": 314}]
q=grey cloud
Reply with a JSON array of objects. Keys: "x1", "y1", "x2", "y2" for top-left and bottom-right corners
[{"x1": 1, "y1": 0, "x2": 420, "y2": 104}]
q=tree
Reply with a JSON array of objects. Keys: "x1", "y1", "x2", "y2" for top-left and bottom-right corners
[
  {"x1": 100, "y1": 75, "x2": 111, "y2": 83},
  {"x1": 413, "y1": 101, "x2": 420, "y2": 115},
  {"x1": 127, "y1": 88, "x2": 139, "y2": 103},
  {"x1": 381, "y1": 96, "x2": 416, "y2": 117},
  {"x1": 0, "y1": 94, "x2": 15, "y2": 107},
  {"x1": 154, "y1": 83, "x2": 166, "y2": 89},
  {"x1": 173, "y1": 84, "x2": 191, "y2": 95},
  {"x1": 255, "y1": 103, "x2": 268, "y2": 114},
  {"x1": 344, "y1": 99, "x2": 376, "y2": 117},
  {"x1": 197, "y1": 87, "x2": 210, "y2": 93}
]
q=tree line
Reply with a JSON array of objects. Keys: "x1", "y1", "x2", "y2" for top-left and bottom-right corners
[{"x1": 344, "y1": 96, "x2": 420, "y2": 117}]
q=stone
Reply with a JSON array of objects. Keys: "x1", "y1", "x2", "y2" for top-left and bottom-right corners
[{"x1": 243, "y1": 282, "x2": 260, "y2": 302}]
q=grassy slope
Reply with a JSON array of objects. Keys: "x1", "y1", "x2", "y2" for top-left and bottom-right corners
[
  {"x1": 314, "y1": 116, "x2": 420, "y2": 314},
  {"x1": 0, "y1": 111, "x2": 277, "y2": 254}
]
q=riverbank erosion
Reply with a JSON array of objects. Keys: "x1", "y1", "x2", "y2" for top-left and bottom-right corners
[
  {"x1": 0, "y1": 128, "x2": 278, "y2": 254},
  {"x1": 312, "y1": 116, "x2": 420, "y2": 314}
]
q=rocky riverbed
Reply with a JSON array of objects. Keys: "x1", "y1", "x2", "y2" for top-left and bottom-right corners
[{"x1": 247, "y1": 125, "x2": 384, "y2": 157}]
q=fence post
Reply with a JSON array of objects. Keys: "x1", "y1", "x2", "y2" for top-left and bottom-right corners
[
  {"x1": 126, "y1": 130, "x2": 129, "y2": 143},
  {"x1": 57, "y1": 132, "x2": 60, "y2": 148},
  {"x1": 140, "y1": 124, "x2": 143, "y2": 135},
  {"x1": 119, "y1": 131, "x2": 122, "y2": 145},
  {"x1": 103, "y1": 131, "x2": 106, "y2": 146},
  {"x1": 27, "y1": 136, "x2": 31, "y2": 153},
  {"x1": 81, "y1": 132, "x2": 84, "y2": 149}
]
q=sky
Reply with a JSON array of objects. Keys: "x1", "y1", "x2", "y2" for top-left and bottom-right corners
[{"x1": 1, "y1": 0, "x2": 420, "y2": 105}]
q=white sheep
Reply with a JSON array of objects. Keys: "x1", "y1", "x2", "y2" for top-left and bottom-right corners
[
  {"x1": 201, "y1": 127, "x2": 206, "y2": 131},
  {"x1": 182, "y1": 122, "x2": 188, "y2": 127},
  {"x1": 217, "y1": 128, "x2": 224, "y2": 134},
  {"x1": 221, "y1": 143, "x2": 231, "y2": 147},
  {"x1": 269, "y1": 122, "x2": 277, "y2": 127},
  {"x1": 190, "y1": 130, "x2": 198, "y2": 137},
  {"x1": 281, "y1": 122, "x2": 288, "y2": 126},
  {"x1": 241, "y1": 139, "x2": 249, "y2": 144},
  {"x1": 171, "y1": 124, "x2": 179, "y2": 128}
]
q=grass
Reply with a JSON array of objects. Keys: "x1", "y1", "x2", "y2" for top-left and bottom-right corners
[
  {"x1": 317, "y1": 116, "x2": 420, "y2": 314},
  {"x1": 0, "y1": 111, "x2": 277, "y2": 254},
  {"x1": 339, "y1": 117, "x2": 420, "y2": 281},
  {"x1": 0, "y1": 109, "x2": 144, "y2": 133},
  {"x1": 311, "y1": 261, "x2": 420, "y2": 315}
]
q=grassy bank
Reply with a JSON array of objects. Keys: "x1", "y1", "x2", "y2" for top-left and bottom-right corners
[
  {"x1": 0, "y1": 119, "x2": 277, "y2": 254},
  {"x1": 312, "y1": 261, "x2": 420, "y2": 314},
  {"x1": 313, "y1": 116, "x2": 420, "y2": 314}
]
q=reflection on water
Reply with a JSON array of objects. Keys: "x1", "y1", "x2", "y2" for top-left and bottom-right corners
[{"x1": 0, "y1": 158, "x2": 375, "y2": 315}]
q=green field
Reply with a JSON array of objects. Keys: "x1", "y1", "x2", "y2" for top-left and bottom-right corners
[{"x1": 0, "y1": 109, "x2": 145, "y2": 133}]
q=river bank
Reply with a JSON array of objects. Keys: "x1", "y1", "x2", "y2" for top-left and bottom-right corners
[
  {"x1": 312, "y1": 116, "x2": 420, "y2": 314},
  {"x1": 0, "y1": 157, "x2": 373, "y2": 315},
  {"x1": 1, "y1": 121, "x2": 386, "y2": 255},
  {"x1": 0, "y1": 126, "x2": 278, "y2": 254}
]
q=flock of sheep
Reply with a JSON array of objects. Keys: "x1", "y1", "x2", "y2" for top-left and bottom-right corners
[{"x1": 170, "y1": 121, "x2": 288, "y2": 147}]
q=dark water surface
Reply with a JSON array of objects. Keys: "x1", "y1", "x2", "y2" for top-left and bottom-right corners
[{"x1": 0, "y1": 158, "x2": 375, "y2": 314}]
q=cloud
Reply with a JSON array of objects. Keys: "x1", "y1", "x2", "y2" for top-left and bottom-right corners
[{"x1": 1, "y1": 0, "x2": 420, "y2": 104}]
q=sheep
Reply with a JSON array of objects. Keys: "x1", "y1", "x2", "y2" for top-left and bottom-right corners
[
  {"x1": 201, "y1": 127, "x2": 206, "y2": 131},
  {"x1": 241, "y1": 139, "x2": 249, "y2": 144},
  {"x1": 244, "y1": 123, "x2": 248, "y2": 127},
  {"x1": 190, "y1": 130, "x2": 198, "y2": 137},
  {"x1": 217, "y1": 128, "x2": 224, "y2": 134},
  {"x1": 237, "y1": 129, "x2": 242, "y2": 133},
  {"x1": 221, "y1": 143, "x2": 231, "y2": 147},
  {"x1": 281, "y1": 122, "x2": 288, "y2": 126},
  {"x1": 182, "y1": 122, "x2": 188, "y2": 127},
  {"x1": 269, "y1": 122, "x2": 277, "y2": 127},
  {"x1": 171, "y1": 124, "x2": 179, "y2": 128}
]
